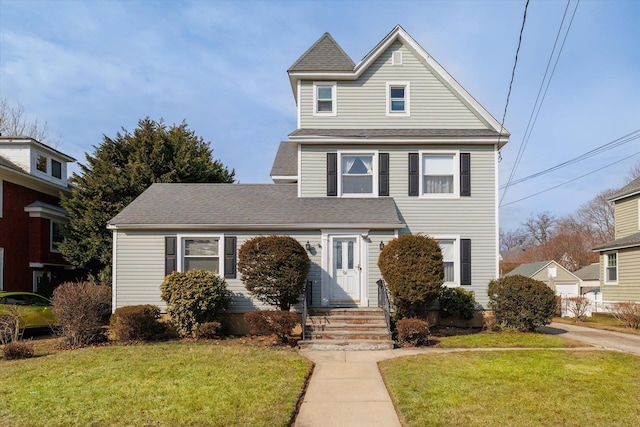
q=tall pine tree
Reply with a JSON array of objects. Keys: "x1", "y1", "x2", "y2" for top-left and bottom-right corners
[{"x1": 59, "y1": 118, "x2": 234, "y2": 282}]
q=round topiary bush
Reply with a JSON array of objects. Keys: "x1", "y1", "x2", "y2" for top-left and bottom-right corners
[
  {"x1": 238, "y1": 235, "x2": 310, "y2": 311},
  {"x1": 160, "y1": 270, "x2": 232, "y2": 337},
  {"x1": 487, "y1": 274, "x2": 557, "y2": 332},
  {"x1": 378, "y1": 234, "x2": 444, "y2": 318}
]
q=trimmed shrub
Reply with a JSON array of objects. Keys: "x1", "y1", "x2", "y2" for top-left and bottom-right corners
[
  {"x1": 610, "y1": 302, "x2": 640, "y2": 329},
  {"x1": 378, "y1": 234, "x2": 444, "y2": 318},
  {"x1": 196, "y1": 321, "x2": 222, "y2": 339},
  {"x1": 244, "y1": 310, "x2": 299, "y2": 344},
  {"x1": 238, "y1": 235, "x2": 310, "y2": 311},
  {"x1": 396, "y1": 318, "x2": 430, "y2": 347},
  {"x1": 3, "y1": 340, "x2": 35, "y2": 360},
  {"x1": 487, "y1": 275, "x2": 556, "y2": 332},
  {"x1": 439, "y1": 287, "x2": 476, "y2": 320},
  {"x1": 112, "y1": 305, "x2": 166, "y2": 342},
  {"x1": 160, "y1": 270, "x2": 232, "y2": 337},
  {"x1": 51, "y1": 281, "x2": 112, "y2": 348}
]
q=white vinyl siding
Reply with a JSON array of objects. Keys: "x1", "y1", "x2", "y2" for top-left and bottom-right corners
[
  {"x1": 299, "y1": 42, "x2": 486, "y2": 129},
  {"x1": 114, "y1": 230, "x2": 324, "y2": 313},
  {"x1": 299, "y1": 144, "x2": 497, "y2": 305}
]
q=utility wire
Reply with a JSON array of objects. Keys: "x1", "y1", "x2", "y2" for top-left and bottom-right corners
[
  {"x1": 496, "y1": 0, "x2": 530, "y2": 154},
  {"x1": 500, "y1": 0, "x2": 580, "y2": 206},
  {"x1": 500, "y1": 151, "x2": 640, "y2": 207},
  {"x1": 500, "y1": 128, "x2": 640, "y2": 189}
]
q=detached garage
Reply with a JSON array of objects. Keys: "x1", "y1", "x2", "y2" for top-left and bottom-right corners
[{"x1": 506, "y1": 260, "x2": 580, "y2": 297}]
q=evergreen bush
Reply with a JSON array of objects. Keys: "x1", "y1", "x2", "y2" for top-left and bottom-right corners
[
  {"x1": 439, "y1": 287, "x2": 476, "y2": 320},
  {"x1": 112, "y1": 305, "x2": 166, "y2": 342},
  {"x1": 487, "y1": 275, "x2": 556, "y2": 332},
  {"x1": 160, "y1": 270, "x2": 232, "y2": 337}
]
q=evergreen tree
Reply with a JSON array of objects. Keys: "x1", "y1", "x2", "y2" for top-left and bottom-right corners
[{"x1": 59, "y1": 118, "x2": 234, "y2": 282}]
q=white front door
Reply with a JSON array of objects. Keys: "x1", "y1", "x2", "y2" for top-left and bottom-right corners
[{"x1": 330, "y1": 237, "x2": 360, "y2": 305}]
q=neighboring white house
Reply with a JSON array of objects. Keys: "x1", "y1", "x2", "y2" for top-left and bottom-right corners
[
  {"x1": 506, "y1": 260, "x2": 581, "y2": 297},
  {"x1": 108, "y1": 26, "x2": 509, "y2": 331}
]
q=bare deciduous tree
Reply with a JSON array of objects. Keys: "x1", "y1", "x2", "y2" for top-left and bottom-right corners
[
  {"x1": 0, "y1": 99, "x2": 59, "y2": 147},
  {"x1": 522, "y1": 211, "x2": 556, "y2": 246},
  {"x1": 564, "y1": 296, "x2": 591, "y2": 322},
  {"x1": 575, "y1": 188, "x2": 616, "y2": 245},
  {"x1": 499, "y1": 228, "x2": 529, "y2": 252}
]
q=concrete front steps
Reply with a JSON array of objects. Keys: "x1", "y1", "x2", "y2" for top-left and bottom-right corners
[{"x1": 298, "y1": 307, "x2": 394, "y2": 350}]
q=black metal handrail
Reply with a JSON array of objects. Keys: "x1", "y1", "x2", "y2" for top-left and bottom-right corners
[
  {"x1": 301, "y1": 280, "x2": 312, "y2": 341},
  {"x1": 377, "y1": 278, "x2": 391, "y2": 334}
]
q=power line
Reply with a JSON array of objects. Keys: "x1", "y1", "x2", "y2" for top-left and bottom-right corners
[
  {"x1": 500, "y1": 151, "x2": 640, "y2": 207},
  {"x1": 500, "y1": 0, "x2": 580, "y2": 205},
  {"x1": 500, "y1": 128, "x2": 640, "y2": 190},
  {"x1": 496, "y1": 0, "x2": 530, "y2": 152}
]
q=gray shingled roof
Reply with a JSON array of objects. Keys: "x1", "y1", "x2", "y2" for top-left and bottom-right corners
[
  {"x1": 609, "y1": 176, "x2": 640, "y2": 202},
  {"x1": 505, "y1": 261, "x2": 552, "y2": 278},
  {"x1": 25, "y1": 201, "x2": 66, "y2": 214},
  {"x1": 288, "y1": 33, "x2": 355, "y2": 72},
  {"x1": 270, "y1": 142, "x2": 297, "y2": 177},
  {"x1": 593, "y1": 231, "x2": 640, "y2": 251},
  {"x1": 108, "y1": 183, "x2": 405, "y2": 229},
  {"x1": 289, "y1": 128, "x2": 505, "y2": 138},
  {"x1": 573, "y1": 263, "x2": 600, "y2": 281}
]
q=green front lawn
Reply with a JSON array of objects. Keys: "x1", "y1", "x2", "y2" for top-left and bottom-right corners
[
  {"x1": 1, "y1": 341, "x2": 311, "y2": 427},
  {"x1": 380, "y1": 350, "x2": 640, "y2": 427},
  {"x1": 435, "y1": 331, "x2": 581, "y2": 348}
]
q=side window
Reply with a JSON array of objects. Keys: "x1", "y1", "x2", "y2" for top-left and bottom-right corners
[
  {"x1": 51, "y1": 221, "x2": 66, "y2": 253},
  {"x1": 51, "y1": 159, "x2": 62, "y2": 179},
  {"x1": 605, "y1": 252, "x2": 618, "y2": 284},
  {"x1": 341, "y1": 154, "x2": 374, "y2": 195},
  {"x1": 36, "y1": 154, "x2": 47, "y2": 173},
  {"x1": 183, "y1": 238, "x2": 220, "y2": 273}
]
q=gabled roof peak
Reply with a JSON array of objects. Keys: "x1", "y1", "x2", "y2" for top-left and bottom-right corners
[{"x1": 288, "y1": 32, "x2": 354, "y2": 72}]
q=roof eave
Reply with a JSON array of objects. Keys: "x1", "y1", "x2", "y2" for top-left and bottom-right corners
[
  {"x1": 108, "y1": 222, "x2": 406, "y2": 231},
  {"x1": 289, "y1": 135, "x2": 509, "y2": 147}
]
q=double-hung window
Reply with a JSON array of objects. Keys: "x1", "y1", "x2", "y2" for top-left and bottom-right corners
[
  {"x1": 36, "y1": 154, "x2": 47, "y2": 173},
  {"x1": 314, "y1": 82, "x2": 336, "y2": 116},
  {"x1": 439, "y1": 240, "x2": 456, "y2": 284},
  {"x1": 50, "y1": 221, "x2": 66, "y2": 253},
  {"x1": 51, "y1": 159, "x2": 62, "y2": 179},
  {"x1": 386, "y1": 82, "x2": 410, "y2": 116},
  {"x1": 341, "y1": 153, "x2": 375, "y2": 196},
  {"x1": 605, "y1": 252, "x2": 618, "y2": 284},
  {"x1": 183, "y1": 238, "x2": 220, "y2": 273},
  {"x1": 421, "y1": 151, "x2": 459, "y2": 197}
]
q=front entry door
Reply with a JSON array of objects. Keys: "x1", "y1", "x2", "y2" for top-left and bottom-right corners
[{"x1": 330, "y1": 237, "x2": 360, "y2": 305}]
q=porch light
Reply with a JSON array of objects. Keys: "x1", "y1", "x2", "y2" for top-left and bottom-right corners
[
  {"x1": 305, "y1": 241, "x2": 312, "y2": 251},
  {"x1": 380, "y1": 241, "x2": 385, "y2": 250}
]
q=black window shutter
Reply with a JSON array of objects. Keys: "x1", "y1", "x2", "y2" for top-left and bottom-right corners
[
  {"x1": 461, "y1": 239, "x2": 471, "y2": 285},
  {"x1": 224, "y1": 236, "x2": 237, "y2": 279},
  {"x1": 327, "y1": 153, "x2": 337, "y2": 196},
  {"x1": 408, "y1": 153, "x2": 419, "y2": 196},
  {"x1": 165, "y1": 236, "x2": 177, "y2": 276},
  {"x1": 460, "y1": 153, "x2": 471, "y2": 197},
  {"x1": 379, "y1": 153, "x2": 389, "y2": 196}
]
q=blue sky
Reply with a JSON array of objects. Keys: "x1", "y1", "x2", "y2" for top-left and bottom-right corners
[{"x1": 1, "y1": 0, "x2": 638, "y2": 231}]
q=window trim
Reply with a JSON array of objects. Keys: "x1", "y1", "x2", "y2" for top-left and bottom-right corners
[
  {"x1": 433, "y1": 235, "x2": 460, "y2": 286},
  {"x1": 35, "y1": 152, "x2": 48, "y2": 174},
  {"x1": 419, "y1": 150, "x2": 460, "y2": 199},
  {"x1": 337, "y1": 150, "x2": 379, "y2": 198},
  {"x1": 313, "y1": 81, "x2": 337, "y2": 116},
  {"x1": 50, "y1": 220, "x2": 66, "y2": 253},
  {"x1": 177, "y1": 233, "x2": 224, "y2": 276},
  {"x1": 386, "y1": 81, "x2": 410, "y2": 116},
  {"x1": 604, "y1": 251, "x2": 618, "y2": 285}
]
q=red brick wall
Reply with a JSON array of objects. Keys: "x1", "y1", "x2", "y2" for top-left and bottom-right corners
[{"x1": 0, "y1": 180, "x2": 68, "y2": 291}]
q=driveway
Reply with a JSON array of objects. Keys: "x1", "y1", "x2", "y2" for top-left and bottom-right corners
[{"x1": 538, "y1": 322, "x2": 640, "y2": 355}]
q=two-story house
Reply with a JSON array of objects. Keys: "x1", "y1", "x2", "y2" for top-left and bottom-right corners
[
  {"x1": 0, "y1": 136, "x2": 78, "y2": 293},
  {"x1": 594, "y1": 176, "x2": 640, "y2": 303},
  {"x1": 108, "y1": 26, "x2": 509, "y2": 333}
]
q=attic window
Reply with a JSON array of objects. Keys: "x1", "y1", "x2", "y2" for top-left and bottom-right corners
[
  {"x1": 392, "y1": 51, "x2": 403, "y2": 65},
  {"x1": 386, "y1": 82, "x2": 410, "y2": 116},
  {"x1": 313, "y1": 82, "x2": 337, "y2": 116},
  {"x1": 36, "y1": 154, "x2": 47, "y2": 173}
]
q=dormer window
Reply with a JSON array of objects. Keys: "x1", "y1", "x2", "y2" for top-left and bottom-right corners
[
  {"x1": 313, "y1": 82, "x2": 337, "y2": 116},
  {"x1": 36, "y1": 154, "x2": 47, "y2": 173},
  {"x1": 386, "y1": 82, "x2": 410, "y2": 116},
  {"x1": 51, "y1": 159, "x2": 62, "y2": 179}
]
